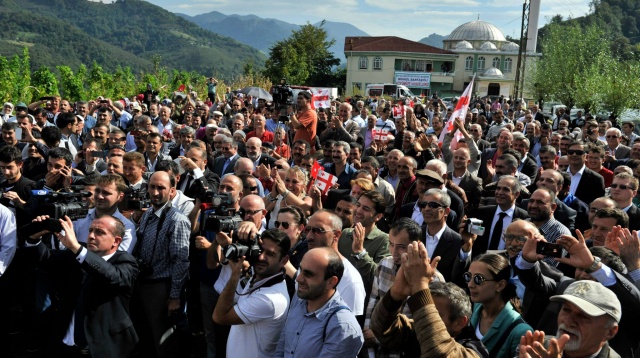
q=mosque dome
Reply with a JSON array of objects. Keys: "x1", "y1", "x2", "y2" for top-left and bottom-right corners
[
  {"x1": 480, "y1": 41, "x2": 498, "y2": 51},
  {"x1": 446, "y1": 20, "x2": 507, "y2": 42},
  {"x1": 483, "y1": 67, "x2": 504, "y2": 77},
  {"x1": 501, "y1": 42, "x2": 520, "y2": 51},
  {"x1": 455, "y1": 40, "x2": 474, "y2": 50}
]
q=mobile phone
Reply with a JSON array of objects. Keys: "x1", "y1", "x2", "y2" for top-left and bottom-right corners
[
  {"x1": 90, "y1": 151, "x2": 106, "y2": 158},
  {"x1": 100, "y1": 100, "x2": 109, "y2": 104},
  {"x1": 536, "y1": 242, "x2": 563, "y2": 258},
  {"x1": 129, "y1": 130, "x2": 141, "y2": 137},
  {"x1": 259, "y1": 156, "x2": 270, "y2": 167}
]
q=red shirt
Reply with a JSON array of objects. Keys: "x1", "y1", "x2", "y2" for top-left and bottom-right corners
[
  {"x1": 246, "y1": 130, "x2": 274, "y2": 143},
  {"x1": 598, "y1": 167, "x2": 614, "y2": 188}
]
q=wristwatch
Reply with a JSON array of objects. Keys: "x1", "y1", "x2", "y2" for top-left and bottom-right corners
[
  {"x1": 584, "y1": 257, "x2": 602, "y2": 273},
  {"x1": 351, "y1": 250, "x2": 367, "y2": 261}
]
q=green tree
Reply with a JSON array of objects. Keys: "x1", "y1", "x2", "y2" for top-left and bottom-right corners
[
  {"x1": 31, "y1": 65, "x2": 59, "y2": 100},
  {"x1": 263, "y1": 21, "x2": 340, "y2": 86}
]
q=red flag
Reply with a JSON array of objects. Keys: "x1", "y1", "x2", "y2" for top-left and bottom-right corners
[
  {"x1": 309, "y1": 88, "x2": 331, "y2": 111},
  {"x1": 315, "y1": 170, "x2": 338, "y2": 195},
  {"x1": 439, "y1": 74, "x2": 476, "y2": 148},
  {"x1": 310, "y1": 161, "x2": 322, "y2": 179},
  {"x1": 178, "y1": 84, "x2": 186, "y2": 92}
]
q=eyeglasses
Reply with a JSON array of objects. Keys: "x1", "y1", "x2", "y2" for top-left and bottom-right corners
[
  {"x1": 567, "y1": 150, "x2": 585, "y2": 156},
  {"x1": 275, "y1": 164, "x2": 285, "y2": 169},
  {"x1": 417, "y1": 201, "x2": 446, "y2": 209},
  {"x1": 239, "y1": 208, "x2": 263, "y2": 217},
  {"x1": 503, "y1": 234, "x2": 527, "y2": 243},
  {"x1": 606, "y1": 135, "x2": 619, "y2": 139},
  {"x1": 303, "y1": 227, "x2": 335, "y2": 235},
  {"x1": 243, "y1": 185, "x2": 258, "y2": 191},
  {"x1": 274, "y1": 221, "x2": 292, "y2": 229},
  {"x1": 610, "y1": 183, "x2": 634, "y2": 190},
  {"x1": 463, "y1": 272, "x2": 497, "y2": 285}
]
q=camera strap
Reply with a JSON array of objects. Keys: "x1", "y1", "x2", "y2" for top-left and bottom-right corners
[{"x1": 237, "y1": 270, "x2": 286, "y2": 296}]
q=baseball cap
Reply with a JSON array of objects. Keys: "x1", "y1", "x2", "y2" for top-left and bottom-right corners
[
  {"x1": 131, "y1": 102, "x2": 142, "y2": 111},
  {"x1": 471, "y1": 109, "x2": 479, "y2": 114},
  {"x1": 415, "y1": 169, "x2": 444, "y2": 185},
  {"x1": 550, "y1": 280, "x2": 621, "y2": 323},
  {"x1": 15, "y1": 102, "x2": 28, "y2": 110}
]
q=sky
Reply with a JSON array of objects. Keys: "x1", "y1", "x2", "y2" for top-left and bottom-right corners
[{"x1": 133, "y1": 0, "x2": 593, "y2": 42}]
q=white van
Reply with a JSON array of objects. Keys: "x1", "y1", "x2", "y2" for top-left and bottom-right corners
[{"x1": 366, "y1": 84, "x2": 417, "y2": 99}]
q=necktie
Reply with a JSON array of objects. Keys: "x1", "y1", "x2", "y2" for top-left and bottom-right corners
[
  {"x1": 489, "y1": 212, "x2": 507, "y2": 250},
  {"x1": 183, "y1": 175, "x2": 193, "y2": 192}
]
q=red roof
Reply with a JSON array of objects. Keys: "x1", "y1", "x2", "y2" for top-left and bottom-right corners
[{"x1": 344, "y1": 36, "x2": 454, "y2": 55}]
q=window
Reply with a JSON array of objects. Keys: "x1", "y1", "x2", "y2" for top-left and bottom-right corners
[
  {"x1": 492, "y1": 57, "x2": 500, "y2": 69},
  {"x1": 504, "y1": 58, "x2": 513, "y2": 73},
  {"x1": 477, "y1": 56, "x2": 486, "y2": 71},
  {"x1": 402, "y1": 59, "x2": 413, "y2": 71},
  {"x1": 465, "y1": 56, "x2": 473, "y2": 71},
  {"x1": 373, "y1": 57, "x2": 382, "y2": 70},
  {"x1": 415, "y1": 60, "x2": 426, "y2": 72},
  {"x1": 358, "y1": 56, "x2": 368, "y2": 69}
]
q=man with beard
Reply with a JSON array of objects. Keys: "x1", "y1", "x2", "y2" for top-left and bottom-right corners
[
  {"x1": 246, "y1": 137, "x2": 276, "y2": 169},
  {"x1": 213, "y1": 229, "x2": 290, "y2": 357},
  {"x1": 334, "y1": 197, "x2": 356, "y2": 230},
  {"x1": 322, "y1": 141, "x2": 356, "y2": 191},
  {"x1": 538, "y1": 145, "x2": 558, "y2": 171},
  {"x1": 526, "y1": 188, "x2": 571, "y2": 266},
  {"x1": 303, "y1": 210, "x2": 366, "y2": 316},
  {"x1": 275, "y1": 247, "x2": 363, "y2": 357},
  {"x1": 393, "y1": 156, "x2": 418, "y2": 220},
  {"x1": 290, "y1": 139, "x2": 310, "y2": 168},
  {"x1": 524, "y1": 169, "x2": 581, "y2": 232}
]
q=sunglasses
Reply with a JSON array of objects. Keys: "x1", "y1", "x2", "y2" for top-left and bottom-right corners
[
  {"x1": 463, "y1": 272, "x2": 497, "y2": 285},
  {"x1": 610, "y1": 183, "x2": 634, "y2": 190},
  {"x1": 274, "y1": 221, "x2": 292, "y2": 229},
  {"x1": 239, "y1": 208, "x2": 262, "y2": 217},
  {"x1": 417, "y1": 201, "x2": 446, "y2": 209},
  {"x1": 303, "y1": 227, "x2": 335, "y2": 235},
  {"x1": 503, "y1": 234, "x2": 527, "y2": 243},
  {"x1": 275, "y1": 165, "x2": 285, "y2": 169},
  {"x1": 606, "y1": 135, "x2": 619, "y2": 139},
  {"x1": 243, "y1": 185, "x2": 258, "y2": 191},
  {"x1": 567, "y1": 150, "x2": 585, "y2": 156}
]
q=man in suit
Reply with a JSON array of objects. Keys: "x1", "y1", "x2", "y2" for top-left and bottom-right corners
[
  {"x1": 398, "y1": 169, "x2": 458, "y2": 230},
  {"x1": 168, "y1": 126, "x2": 195, "y2": 159},
  {"x1": 424, "y1": 160, "x2": 465, "y2": 229},
  {"x1": 530, "y1": 104, "x2": 544, "y2": 123},
  {"x1": 513, "y1": 135, "x2": 539, "y2": 184},
  {"x1": 419, "y1": 188, "x2": 465, "y2": 283},
  {"x1": 319, "y1": 102, "x2": 361, "y2": 143},
  {"x1": 472, "y1": 175, "x2": 529, "y2": 259},
  {"x1": 478, "y1": 129, "x2": 513, "y2": 182},
  {"x1": 609, "y1": 172, "x2": 640, "y2": 231},
  {"x1": 522, "y1": 169, "x2": 578, "y2": 233},
  {"x1": 359, "y1": 114, "x2": 377, "y2": 148},
  {"x1": 245, "y1": 137, "x2": 276, "y2": 169},
  {"x1": 209, "y1": 137, "x2": 239, "y2": 177},
  {"x1": 144, "y1": 133, "x2": 172, "y2": 172},
  {"x1": 604, "y1": 127, "x2": 631, "y2": 171},
  {"x1": 25, "y1": 215, "x2": 138, "y2": 358},
  {"x1": 176, "y1": 146, "x2": 220, "y2": 198},
  {"x1": 449, "y1": 147, "x2": 483, "y2": 216},
  {"x1": 567, "y1": 140, "x2": 605, "y2": 205}
]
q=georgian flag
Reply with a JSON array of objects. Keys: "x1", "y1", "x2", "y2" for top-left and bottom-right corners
[
  {"x1": 439, "y1": 74, "x2": 476, "y2": 149},
  {"x1": 315, "y1": 169, "x2": 338, "y2": 195},
  {"x1": 373, "y1": 128, "x2": 389, "y2": 141},
  {"x1": 310, "y1": 88, "x2": 331, "y2": 110}
]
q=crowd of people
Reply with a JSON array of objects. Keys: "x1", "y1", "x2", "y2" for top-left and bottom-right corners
[{"x1": 0, "y1": 87, "x2": 639, "y2": 358}]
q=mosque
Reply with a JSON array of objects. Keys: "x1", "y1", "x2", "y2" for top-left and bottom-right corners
[{"x1": 344, "y1": 19, "x2": 541, "y2": 99}]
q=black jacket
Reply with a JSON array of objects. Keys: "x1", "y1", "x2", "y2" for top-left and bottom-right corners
[
  {"x1": 573, "y1": 167, "x2": 605, "y2": 205},
  {"x1": 177, "y1": 167, "x2": 220, "y2": 198},
  {"x1": 471, "y1": 205, "x2": 529, "y2": 259},
  {"x1": 421, "y1": 225, "x2": 464, "y2": 283}
]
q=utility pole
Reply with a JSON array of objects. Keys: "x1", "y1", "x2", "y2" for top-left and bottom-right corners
[{"x1": 513, "y1": 0, "x2": 531, "y2": 101}]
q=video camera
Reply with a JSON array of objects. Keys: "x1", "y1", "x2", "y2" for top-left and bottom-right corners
[
  {"x1": 22, "y1": 187, "x2": 91, "y2": 236},
  {"x1": 122, "y1": 187, "x2": 151, "y2": 210},
  {"x1": 272, "y1": 78, "x2": 293, "y2": 122},
  {"x1": 203, "y1": 192, "x2": 242, "y2": 234}
]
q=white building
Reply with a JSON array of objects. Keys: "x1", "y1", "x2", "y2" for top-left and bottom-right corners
[{"x1": 345, "y1": 20, "x2": 540, "y2": 99}]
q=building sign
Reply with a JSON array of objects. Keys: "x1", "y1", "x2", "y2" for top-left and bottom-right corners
[{"x1": 394, "y1": 71, "x2": 431, "y2": 89}]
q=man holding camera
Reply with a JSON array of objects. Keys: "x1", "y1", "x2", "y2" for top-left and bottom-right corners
[
  {"x1": 213, "y1": 229, "x2": 290, "y2": 357},
  {"x1": 24, "y1": 215, "x2": 138, "y2": 358},
  {"x1": 73, "y1": 174, "x2": 136, "y2": 253},
  {"x1": 290, "y1": 91, "x2": 317, "y2": 153},
  {"x1": 131, "y1": 171, "x2": 191, "y2": 358}
]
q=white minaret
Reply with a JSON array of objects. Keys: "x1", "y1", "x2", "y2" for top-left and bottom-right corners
[{"x1": 526, "y1": 0, "x2": 541, "y2": 52}]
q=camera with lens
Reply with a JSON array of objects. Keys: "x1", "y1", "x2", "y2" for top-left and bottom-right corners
[
  {"x1": 465, "y1": 218, "x2": 485, "y2": 236},
  {"x1": 223, "y1": 233, "x2": 262, "y2": 262},
  {"x1": 193, "y1": 179, "x2": 216, "y2": 202},
  {"x1": 122, "y1": 187, "x2": 151, "y2": 210},
  {"x1": 203, "y1": 192, "x2": 241, "y2": 233},
  {"x1": 22, "y1": 188, "x2": 91, "y2": 236},
  {"x1": 272, "y1": 78, "x2": 293, "y2": 122}
]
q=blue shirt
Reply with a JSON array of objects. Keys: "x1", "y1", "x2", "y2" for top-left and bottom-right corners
[{"x1": 275, "y1": 292, "x2": 363, "y2": 358}]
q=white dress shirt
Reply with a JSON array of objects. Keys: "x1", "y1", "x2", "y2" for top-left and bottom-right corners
[
  {"x1": 424, "y1": 225, "x2": 447, "y2": 259},
  {"x1": 567, "y1": 165, "x2": 586, "y2": 196},
  {"x1": 489, "y1": 205, "x2": 515, "y2": 250}
]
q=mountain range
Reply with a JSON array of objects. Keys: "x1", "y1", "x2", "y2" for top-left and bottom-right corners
[
  {"x1": 0, "y1": 0, "x2": 265, "y2": 76},
  {"x1": 176, "y1": 11, "x2": 372, "y2": 62}
]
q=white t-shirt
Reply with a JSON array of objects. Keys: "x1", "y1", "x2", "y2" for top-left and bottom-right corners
[
  {"x1": 337, "y1": 257, "x2": 366, "y2": 315},
  {"x1": 226, "y1": 277, "x2": 289, "y2": 357}
]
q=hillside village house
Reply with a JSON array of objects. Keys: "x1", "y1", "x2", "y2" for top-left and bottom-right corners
[{"x1": 344, "y1": 20, "x2": 540, "y2": 99}]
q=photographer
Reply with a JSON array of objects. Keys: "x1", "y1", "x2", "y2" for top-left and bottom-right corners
[
  {"x1": 131, "y1": 171, "x2": 191, "y2": 357},
  {"x1": 212, "y1": 229, "x2": 290, "y2": 357},
  {"x1": 290, "y1": 91, "x2": 317, "y2": 154}
]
